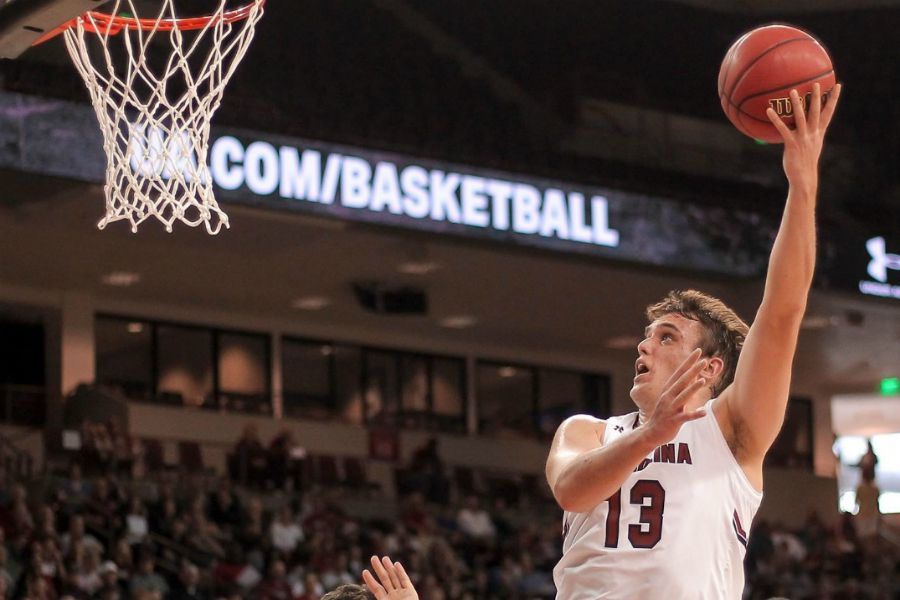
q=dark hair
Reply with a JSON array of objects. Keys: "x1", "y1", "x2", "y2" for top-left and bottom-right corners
[
  {"x1": 321, "y1": 584, "x2": 375, "y2": 600},
  {"x1": 646, "y1": 290, "x2": 749, "y2": 397}
]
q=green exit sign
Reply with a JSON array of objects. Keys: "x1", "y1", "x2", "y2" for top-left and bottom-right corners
[{"x1": 881, "y1": 377, "x2": 900, "y2": 395}]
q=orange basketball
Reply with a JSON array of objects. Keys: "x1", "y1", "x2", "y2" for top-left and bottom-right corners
[{"x1": 718, "y1": 24, "x2": 836, "y2": 143}]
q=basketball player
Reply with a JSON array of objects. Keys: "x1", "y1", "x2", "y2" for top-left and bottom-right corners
[
  {"x1": 546, "y1": 82, "x2": 842, "y2": 599},
  {"x1": 363, "y1": 556, "x2": 419, "y2": 600},
  {"x1": 320, "y1": 556, "x2": 418, "y2": 600}
]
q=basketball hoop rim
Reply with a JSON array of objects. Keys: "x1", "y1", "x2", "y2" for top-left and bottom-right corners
[{"x1": 33, "y1": 0, "x2": 265, "y2": 45}]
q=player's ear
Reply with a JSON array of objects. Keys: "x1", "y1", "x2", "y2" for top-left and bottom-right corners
[{"x1": 704, "y1": 355, "x2": 725, "y2": 380}]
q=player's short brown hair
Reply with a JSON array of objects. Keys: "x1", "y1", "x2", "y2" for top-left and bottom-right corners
[
  {"x1": 646, "y1": 290, "x2": 749, "y2": 397},
  {"x1": 321, "y1": 585, "x2": 375, "y2": 600}
]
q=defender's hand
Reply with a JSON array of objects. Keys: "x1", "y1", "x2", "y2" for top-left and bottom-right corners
[{"x1": 363, "y1": 556, "x2": 419, "y2": 600}]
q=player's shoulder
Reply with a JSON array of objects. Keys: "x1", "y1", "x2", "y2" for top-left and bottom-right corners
[
  {"x1": 554, "y1": 413, "x2": 607, "y2": 443},
  {"x1": 559, "y1": 413, "x2": 606, "y2": 430}
]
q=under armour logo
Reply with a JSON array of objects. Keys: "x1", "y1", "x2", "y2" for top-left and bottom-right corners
[
  {"x1": 867, "y1": 237, "x2": 900, "y2": 282},
  {"x1": 614, "y1": 425, "x2": 624, "y2": 432}
]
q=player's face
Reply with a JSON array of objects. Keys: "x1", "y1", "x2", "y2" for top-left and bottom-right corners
[{"x1": 630, "y1": 314, "x2": 707, "y2": 406}]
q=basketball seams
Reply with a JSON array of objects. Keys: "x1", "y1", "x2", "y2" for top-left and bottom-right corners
[{"x1": 724, "y1": 36, "x2": 812, "y2": 101}]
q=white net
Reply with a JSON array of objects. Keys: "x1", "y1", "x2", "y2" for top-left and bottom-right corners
[{"x1": 62, "y1": 0, "x2": 265, "y2": 234}]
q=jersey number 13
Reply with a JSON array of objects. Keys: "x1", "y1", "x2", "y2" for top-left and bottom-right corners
[{"x1": 604, "y1": 479, "x2": 665, "y2": 549}]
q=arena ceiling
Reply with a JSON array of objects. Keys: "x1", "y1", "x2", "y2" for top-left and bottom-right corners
[{"x1": 0, "y1": 0, "x2": 898, "y2": 401}]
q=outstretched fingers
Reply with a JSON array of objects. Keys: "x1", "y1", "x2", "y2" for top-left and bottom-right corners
[
  {"x1": 369, "y1": 555, "x2": 395, "y2": 593},
  {"x1": 766, "y1": 106, "x2": 792, "y2": 142},
  {"x1": 820, "y1": 82, "x2": 842, "y2": 130},
  {"x1": 394, "y1": 561, "x2": 413, "y2": 589},
  {"x1": 789, "y1": 89, "x2": 807, "y2": 136},
  {"x1": 382, "y1": 556, "x2": 402, "y2": 590},
  {"x1": 808, "y1": 83, "x2": 822, "y2": 129},
  {"x1": 674, "y1": 376, "x2": 709, "y2": 413},
  {"x1": 662, "y1": 348, "x2": 703, "y2": 391},
  {"x1": 663, "y1": 353, "x2": 709, "y2": 408},
  {"x1": 363, "y1": 569, "x2": 386, "y2": 599}
]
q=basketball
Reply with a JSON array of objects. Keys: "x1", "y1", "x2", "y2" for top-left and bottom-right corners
[{"x1": 718, "y1": 24, "x2": 836, "y2": 143}]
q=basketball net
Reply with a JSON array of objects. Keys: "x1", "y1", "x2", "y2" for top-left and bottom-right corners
[{"x1": 62, "y1": 0, "x2": 265, "y2": 233}]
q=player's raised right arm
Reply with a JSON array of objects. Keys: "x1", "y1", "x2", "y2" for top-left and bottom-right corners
[{"x1": 546, "y1": 350, "x2": 709, "y2": 513}]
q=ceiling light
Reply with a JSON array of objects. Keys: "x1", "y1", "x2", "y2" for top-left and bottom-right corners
[
  {"x1": 101, "y1": 271, "x2": 141, "y2": 287},
  {"x1": 127, "y1": 322, "x2": 144, "y2": 334},
  {"x1": 291, "y1": 296, "x2": 331, "y2": 311},
  {"x1": 605, "y1": 335, "x2": 641, "y2": 350},
  {"x1": 801, "y1": 315, "x2": 838, "y2": 330},
  {"x1": 398, "y1": 261, "x2": 441, "y2": 275},
  {"x1": 498, "y1": 366, "x2": 518, "y2": 378},
  {"x1": 438, "y1": 315, "x2": 477, "y2": 329},
  {"x1": 320, "y1": 345, "x2": 334, "y2": 356}
]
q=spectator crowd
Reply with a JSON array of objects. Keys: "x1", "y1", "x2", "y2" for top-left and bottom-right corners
[{"x1": 0, "y1": 425, "x2": 897, "y2": 599}]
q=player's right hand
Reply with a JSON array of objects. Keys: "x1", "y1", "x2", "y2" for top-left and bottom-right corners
[{"x1": 642, "y1": 349, "x2": 709, "y2": 447}]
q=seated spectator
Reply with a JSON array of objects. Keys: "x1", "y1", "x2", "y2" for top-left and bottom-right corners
[
  {"x1": 208, "y1": 478, "x2": 242, "y2": 529},
  {"x1": 267, "y1": 429, "x2": 296, "y2": 490},
  {"x1": 60, "y1": 514, "x2": 103, "y2": 559},
  {"x1": 270, "y1": 505, "x2": 304, "y2": 556},
  {"x1": 169, "y1": 561, "x2": 206, "y2": 600},
  {"x1": 85, "y1": 477, "x2": 122, "y2": 532},
  {"x1": 94, "y1": 560, "x2": 126, "y2": 600},
  {"x1": 129, "y1": 548, "x2": 169, "y2": 598},
  {"x1": 256, "y1": 559, "x2": 292, "y2": 600},
  {"x1": 59, "y1": 463, "x2": 91, "y2": 510},
  {"x1": 232, "y1": 424, "x2": 268, "y2": 488},
  {"x1": 400, "y1": 493, "x2": 429, "y2": 535},
  {"x1": 185, "y1": 496, "x2": 226, "y2": 560},
  {"x1": 213, "y1": 543, "x2": 262, "y2": 593},
  {"x1": 408, "y1": 437, "x2": 450, "y2": 505},
  {"x1": 111, "y1": 537, "x2": 134, "y2": 583},
  {"x1": 0, "y1": 483, "x2": 34, "y2": 542},
  {"x1": 0, "y1": 544, "x2": 16, "y2": 595},
  {"x1": 150, "y1": 497, "x2": 180, "y2": 539},
  {"x1": 456, "y1": 495, "x2": 496, "y2": 542},
  {"x1": 295, "y1": 572, "x2": 325, "y2": 600},
  {"x1": 72, "y1": 544, "x2": 103, "y2": 596},
  {"x1": 108, "y1": 419, "x2": 136, "y2": 479},
  {"x1": 320, "y1": 552, "x2": 355, "y2": 592},
  {"x1": 34, "y1": 504, "x2": 59, "y2": 542},
  {"x1": 81, "y1": 420, "x2": 114, "y2": 476},
  {"x1": 38, "y1": 537, "x2": 65, "y2": 583},
  {"x1": 123, "y1": 496, "x2": 149, "y2": 545},
  {"x1": 236, "y1": 496, "x2": 267, "y2": 553}
]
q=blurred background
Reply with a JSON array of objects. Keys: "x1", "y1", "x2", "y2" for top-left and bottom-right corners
[{"x1": 0, "y1": 1, "x2": 899, "y2": 598}]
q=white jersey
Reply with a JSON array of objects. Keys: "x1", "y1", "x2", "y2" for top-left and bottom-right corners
[{"x1": 553, "y1": 399, "x2": 762, "y2": 600}]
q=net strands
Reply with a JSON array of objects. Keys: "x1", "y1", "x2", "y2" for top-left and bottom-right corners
[{"x1": 63, "y1": 0, "x2": 264, "y2": 233}]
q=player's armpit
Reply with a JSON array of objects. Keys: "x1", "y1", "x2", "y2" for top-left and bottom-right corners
[{"x1": 721, "y1": 309, "x2": 802, "y2": 463}]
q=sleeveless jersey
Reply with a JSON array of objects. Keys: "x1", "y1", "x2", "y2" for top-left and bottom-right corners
[{"x1": 553, "y1": 399, "x2": 762, "y2": 599}]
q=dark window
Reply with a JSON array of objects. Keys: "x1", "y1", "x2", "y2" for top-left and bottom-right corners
[
  {"x1": 95, "y1": 317, "x2": 152, "y2": 399},
  {"x1": 538, "y1": 369, "x2": 611, "y2": 438},
  {"x1": 476, "y1": 362, "x2": 535, "y2": 436},
  {"x1": 432, "y1": 357, "x2": 465, "y2": 432},
  {"x1": 364, "y1": 350, "x2": 401, "y2": 426},
  {"x1": 217, "y1": 332, "x2": 269, "y2": 413},
  {"x1": 156, "y1": 325, "x2": 213, "y2": 408},
  {"x1": 282, "y1": 339, "x2": 334, "y2": 419}
]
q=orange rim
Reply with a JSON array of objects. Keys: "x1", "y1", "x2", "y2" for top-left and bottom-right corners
[{"x1": 33, "y1": 0, "x2": 264, "y2": 45}]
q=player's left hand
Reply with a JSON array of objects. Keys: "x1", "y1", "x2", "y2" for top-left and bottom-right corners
[
  {"x1": 363, "y1": 555, "x2": 419, "y2": 600},
  {"x1": 766, "y1": 82, "x2": 842, "y2": 191}
]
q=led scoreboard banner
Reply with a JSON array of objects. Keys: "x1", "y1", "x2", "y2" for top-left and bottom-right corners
[{"x1": 1, "y1": 89, "x2": 897, "y2": 304}]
